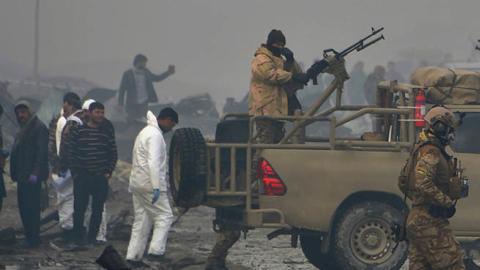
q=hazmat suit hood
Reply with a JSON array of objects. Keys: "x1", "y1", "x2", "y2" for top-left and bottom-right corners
[
  {"x1": 129, "y1": 110, "x2": 168, "y2": 193},
  {"x1": 146, "y1": 111, "x2": 160, "y2": 131},
  {"x1": 126, "y1": 109, "x2": 174, "y2": 261}
]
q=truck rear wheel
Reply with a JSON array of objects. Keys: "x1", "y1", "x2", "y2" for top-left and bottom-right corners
[
  {"x1": 300, "y1": 234, "x2": 335, "y2": 270},
  {"x1": 331, "y1": 201, "x2": 407, "y2": 270},
  {"x1": 168, "y1": 128, "x2": 207, "y2": 208}
]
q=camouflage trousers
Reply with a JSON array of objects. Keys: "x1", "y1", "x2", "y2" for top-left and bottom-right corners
[
  {"x1": 205, "y1": 229, "x2": 241, "y2": 269},
  {"x1": 254, "y1": 119, "x2": 283, "y2": 171},
  {"x1": 255, "y1": 119, "x2": 284, "y2": 144},
  {"x1": 204, "y1": 121, "x2": 281, "y2": 269},
  {"x1": 407, "y1": 206, "x2": 465, "y2": 270}
]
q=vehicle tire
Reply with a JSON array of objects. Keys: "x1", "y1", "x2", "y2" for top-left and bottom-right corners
[
  {"x1": 300, "y1": 234, "x2": 336, "y2": 270},
  {"x1": 169, "y1": 128, "x2": 207, "y2": 208},
  {"x1": 331, "y1": 201, "x2": 408, "y2": 270},
  {"x1": 215, "y1": 119, "x2": 250, "y2": 143}
]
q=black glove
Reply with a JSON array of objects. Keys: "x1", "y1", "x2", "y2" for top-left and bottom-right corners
[
  {"x1": 281, "y1": 48, "x2": 294, "y2": 62},
  {"x1": 306, "y1": 59, "x2": 329, "y2": 78},
  {"x1": 428, "y1": 205, "x2": 456, "y2": 219},
  {"x1": 445, "y1": 205, "x2": 456, "y2": 218},
  {"x1": 292, "y1": 73, "x2": 310, "y2": 85}
]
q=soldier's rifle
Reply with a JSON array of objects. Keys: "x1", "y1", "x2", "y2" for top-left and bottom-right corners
[{"x1": 308, "y1": 27, "x2": 385, "y2": 84}]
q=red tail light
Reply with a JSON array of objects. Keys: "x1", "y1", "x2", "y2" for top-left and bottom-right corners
[
  {"x1": 258, "y1": 159, "x2": 287, "y2": 196},
  {"x1": 415, "y1": 89, "x2": 426, "y2": 127}
]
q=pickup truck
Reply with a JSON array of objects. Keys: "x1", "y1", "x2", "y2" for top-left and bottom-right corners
[{"x1": 168, "y1": 63, "x2": 480, "y2": 270}]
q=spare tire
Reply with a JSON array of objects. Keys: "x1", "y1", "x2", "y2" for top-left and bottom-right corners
[{"x1": 169, "y1": 128, "x2": 207, "y2": 208}]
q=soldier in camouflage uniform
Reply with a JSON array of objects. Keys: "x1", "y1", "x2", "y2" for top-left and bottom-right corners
[
  {"x1": 205, "y1": 30, "x2": 309, "y2": 270},
  {"x1": 405, "y1": 106, "x2": 467, "y2": 270}
]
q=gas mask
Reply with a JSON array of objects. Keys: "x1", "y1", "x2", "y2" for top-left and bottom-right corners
[{"x1": 431, "y1": 121, "x2": 455, "y2": 145}]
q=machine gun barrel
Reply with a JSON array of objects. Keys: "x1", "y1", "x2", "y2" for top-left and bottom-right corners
[
  {"x1": 308, "y1": 27, "x2": 385, "y2": 85},
  {"x1": 356, "y1": 35, "x2": 385, "y2": 52},
  {"x1": 338, "y1": 27, "x2": 384, "y2": 57}
]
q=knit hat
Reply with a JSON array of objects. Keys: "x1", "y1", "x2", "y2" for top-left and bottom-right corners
[
  {"x1": 267, "y1": 29, "x2": 286, "y2": 46},
  {"x1": 82, "y1": 99, "x2": 96, "y2": 110},
  {"x1": 14, "y1": 99, "x2": 31, "y2": 110}
]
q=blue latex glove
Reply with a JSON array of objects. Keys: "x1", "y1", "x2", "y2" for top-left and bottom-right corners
[
  {"x1": 28, "y1": 174, "x2": 38, "y2": 184},
  {"x1": 152, "y1": 189, "x2": 160, "y2": 204}
]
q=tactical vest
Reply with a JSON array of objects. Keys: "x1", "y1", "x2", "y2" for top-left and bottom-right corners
[{"x1": 398, "y1": 141, "x2": 459, "y2": 201}]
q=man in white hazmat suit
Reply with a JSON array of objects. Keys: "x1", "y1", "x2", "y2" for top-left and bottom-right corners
[{"x1": 126, "y1": 108, "x2": 178, "y2": 265}]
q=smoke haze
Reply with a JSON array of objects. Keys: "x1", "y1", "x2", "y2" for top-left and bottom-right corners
[{"x1": 1, "y1": 0, "x2": 480, "y2": 103}]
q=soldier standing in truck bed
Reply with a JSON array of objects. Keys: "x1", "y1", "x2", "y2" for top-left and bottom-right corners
[{"x1": 205, "y1": 29, "x2": 309, "y2": 270}]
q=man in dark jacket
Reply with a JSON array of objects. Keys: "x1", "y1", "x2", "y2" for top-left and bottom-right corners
[
  {"x1": 10, "y1": 100, "x2": 49, "y2": 247},
  {"x1": 0, "y1": 104, "x2": 7, "y2": 211},
  {"x1": 118, "y1": 54, "x2": 175, "y2": 122}
]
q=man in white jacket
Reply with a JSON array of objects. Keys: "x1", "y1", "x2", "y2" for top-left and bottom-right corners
[{"x1": 126, "y1": 108, "x2": 178, "y2": 265}]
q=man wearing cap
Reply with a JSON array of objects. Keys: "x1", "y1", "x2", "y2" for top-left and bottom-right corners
[
  {"x1": 10, "y1": 100, "x2": 49, "y2": 247},
  {"x1": 118, "y1": 54, "x2": 175, "y2": 122}
]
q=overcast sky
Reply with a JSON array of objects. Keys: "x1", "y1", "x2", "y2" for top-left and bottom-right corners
[{"x1": 1, "y1": 0, "x2": 480, "y2": 103}]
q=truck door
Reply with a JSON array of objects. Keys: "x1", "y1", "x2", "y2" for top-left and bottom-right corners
[{"x1": 450, "y1": 112, "x2": 480, "y2": 234}]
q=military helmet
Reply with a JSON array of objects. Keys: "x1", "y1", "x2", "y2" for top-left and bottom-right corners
[
  {"x1": 424, "y1": 106, "x2": 458, "y2": 144},
  {"x1": 424, "y1": 106, "x2": 458, "y2": 128}
]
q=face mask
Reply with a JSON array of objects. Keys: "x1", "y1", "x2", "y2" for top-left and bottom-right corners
[
  {"x1": 267, "y1": 44, "x2": 282, "y2": 57},
  {"x1": 431, "y1": 122, "x2": 455, "y2": 145}
]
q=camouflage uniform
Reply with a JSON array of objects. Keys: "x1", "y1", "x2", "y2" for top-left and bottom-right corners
[
  {"x1": 406, "y1": 131, "x2": 465, "y2": 270},
  {"x1": 205, "y1": 229, "x2": 241, "y2": 270}
]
